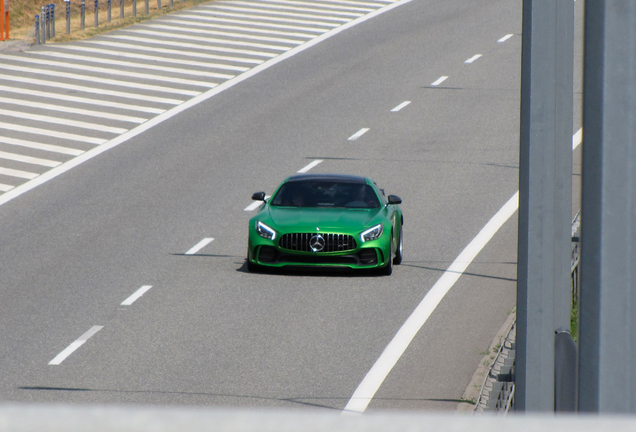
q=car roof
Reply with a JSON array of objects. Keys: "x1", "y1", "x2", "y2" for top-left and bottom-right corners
[{"x1": 285, "y1": 173, "x2": 369, "y2": 184}]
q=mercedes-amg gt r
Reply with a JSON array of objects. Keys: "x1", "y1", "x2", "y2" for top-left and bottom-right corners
[{"x1": 247, "y1": 174, "x2": 403, "y2": 275}]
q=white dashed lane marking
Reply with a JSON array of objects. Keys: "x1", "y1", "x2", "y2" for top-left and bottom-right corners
[
  {"x1": 498, "y1": 34, "x2": 513, "y2": 43},
  {"x1": 48, "y1": 326, "x2": 104, "y2": 365},
  {"x1": 348, "y1": 128, "x2": 370, "y2": 141},
  {"x1": 121, "y1": 285, "x2": 153, "y2": 306},
  {"x1": 391, "y1": 101, "x2": 411, "y2": 112},
  {"x1": 431, "y1": 76, "x2": 448, "y2": 86},
  {"x1": 185, "y1": 238, "x2": 215, "y2": 255},
  {"x1": 465, "y1": 54, "x2": 482, "y2": 64},
  {"x1": 297, "y1": 159, "x2": 323, "y2": 173}
]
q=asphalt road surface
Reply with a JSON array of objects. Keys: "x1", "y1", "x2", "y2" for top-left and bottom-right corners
[{"x1": 0, "y1": 0, "x2": 582, "y2": 412}]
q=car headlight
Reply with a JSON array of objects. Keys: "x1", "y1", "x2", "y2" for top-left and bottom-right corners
[
  {"x1": 256, "y1": 221, "x2": 276, "y2": 240},
  {"x1": 361, "y1": 224, "x2": 384, "y2": 242}
]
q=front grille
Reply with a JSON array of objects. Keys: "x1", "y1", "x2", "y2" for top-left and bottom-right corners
[{"x1": 279, "y1": 233, "x2": 357, "y2": 253}]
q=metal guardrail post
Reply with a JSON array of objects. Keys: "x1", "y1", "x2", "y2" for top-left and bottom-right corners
[
  {"x1": 50, "y1": 4, "x2": 55, "y2": 38},
  {"x1": 80, "y1": 0, "x2": 85, "y2": 30},
  {"x1": 94, "y1": 0, "x2": 98, "y2": 27},
  {"x1": 35, "y1": 14, "x2": 40, "y2": 44},
  {"x1": 120, "y1": 0, "x2": 124, "y2": 19},
  {"x1": 65, "y1": 0, "x2": 70, "y2": 34},
  {"x1": 45, "y1": 5, "x2": 50, "y2": 40},
  {"x1": 133, "y1": 0, "x2": 136, "y2": 16},
  {"x1": 107, "y1": 0, "x2": 111, "y2": 22},
  {"x1": 158, "y1": 0, "x2": 161, "y2": 11},
  {"x1": 145, "y1": 0, "x2": 148, "y2": 14},
  {"x1": 40, "y1": 8, "x2": 45, "y2": 43},
  {"x1": 169, "y1": 0, "x2": 173, "y2": 8}
]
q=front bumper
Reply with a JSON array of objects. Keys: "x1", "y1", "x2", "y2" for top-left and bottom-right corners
[{"x1": 248, "y1": 231, "x2": 391, "y2": 269}]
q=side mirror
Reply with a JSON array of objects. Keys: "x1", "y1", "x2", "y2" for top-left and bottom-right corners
[
  {"x1": 252, "y1": 191, "x2": 266, "y2": 201},
  {"x1": 387, "y1": 195, "x2": 402, "y2": 205}
]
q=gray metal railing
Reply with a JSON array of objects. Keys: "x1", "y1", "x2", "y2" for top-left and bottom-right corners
[
  {"x1": 474, "y1": 319, "x2": 516, "y2": 413},
  {"x1": 31, "y1": 0, "x2": 192, "y2": 44},
  {"x1": 474, "y1": 212, "x2": 582, "y2": 413}
]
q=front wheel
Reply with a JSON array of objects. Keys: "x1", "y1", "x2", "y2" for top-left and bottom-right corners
[
  {"x1": 393, "y1": 224, "x2": 403, "y2": 265},
  {"x1": 378, "y1": 235, "x2": 394, "y2": 276}
]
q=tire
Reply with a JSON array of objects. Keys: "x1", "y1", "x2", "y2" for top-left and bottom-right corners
[
  {"x1": 393, "y1": 224, "x2": 403, "y2": 265},
  {"x1": 378, "y1": 234, "x2": 394, "y2": 276}
]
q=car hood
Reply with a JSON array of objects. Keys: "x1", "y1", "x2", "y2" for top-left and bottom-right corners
[{"x1": 267, "y1": 206, "x2": 380, "y2": 231}]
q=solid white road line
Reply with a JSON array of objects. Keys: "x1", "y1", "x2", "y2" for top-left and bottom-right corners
[
  {"x1": 431, "y1": 76, "x2": 448, "y2": 86},
  {"x1": 3, "y1": 55, "x2": 218, "y2": 88},
  {"x1": 185, "y1": 238, "x2": 215, "y2": 255},
  {"x1": 343, "y1": 191, "x2": 520, "y2": 414},
  {"x1": 154, "y1": 15, "x2": 316, "y2": 38},
  {"x1": 121, "y1": 285, "x2": 153, "y2": 306},
  {"x1": 142, "y1": 22, "x2": 304, "y2": 45},
  {"x1": 465, "y1": 54, "x2": 482, "y2": 64},
  {"x1": 0, "y1": 167, "x2": 38, "y2": 180},
  {"x1": 0, "y1": 64, "x2": 202, "y2": 96},
  {"x1": 60, "y1": 45, "x2": 249, "y2": 72},
  {"x1": 108, "y1": 34, "x2": 277, "y2": 58},
  {"x1": 0, "y1": 183, "x2": 14, "y2": 192},
  {"x1": 0, "y1": 75, "x2": 184, "y2": 105},
  {"x1": 348, "y1": 128, "x2": 370, "y2": 141},
  {"x1": 390, "y1": 101, "x2": 411, "y2": 112},
  {"x1": 297, "y1": 159, "x2": 323, "y2": 173},
  {"x1": 343, "y1": 129, "x2": 583, "y2": 413},
  {"x1": 125, "y1": 28, "x2": 291, "y2": 51},
  {"x1": 0, "y1": 96, "x2": 147, "y2": 124},
  {"x1": 0, "y1": 151, "x2": 61, "y2": 167},
  {"x1": 0, "y1": 0, "x2": 413, "y2": 207},
  {"x1": 0, "y1": 85, "x2": 166, "y2": 114},
  {"x1": 0, "y1": 109, "x2": 128, "y2": 134},
  {"x1": 0, "y1": 122, "x2": 107, "y2": 145},
  {"x1": 48, "y1": 326, "x2": 104, "y2": 365},
  {"x1": 30, "y1": 51, "x2": 235, "y2": 80},
  {"x1": 175, "y1": 13, "x2": 326, "y2": 34},
  {"x1": 0, "y1": 136, "x2": 84, "y2": 156},
  {"x1": 498, "y1": 34, "x2": 513, "y2": 43}
]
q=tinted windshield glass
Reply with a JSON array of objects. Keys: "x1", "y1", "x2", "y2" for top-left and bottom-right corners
[{"x1": 271, "y1": 181, "x2": 381, "y2": 208}]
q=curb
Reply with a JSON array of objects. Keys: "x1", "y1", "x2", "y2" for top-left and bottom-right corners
[{"x1": 457, "y1": 311, "x2": 516, "y2": 412}]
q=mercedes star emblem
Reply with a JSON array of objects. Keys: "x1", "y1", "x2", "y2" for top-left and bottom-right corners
[{"x1": 309, "y1": 234, "x2": 325, "y2": 252}]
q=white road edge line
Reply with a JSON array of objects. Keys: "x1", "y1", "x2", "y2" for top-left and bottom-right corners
[
  {"x1": 297, "y1": 159, "x2": 323, "y2": 173},
  {"x1": 348, "y1": 128, "x2": 370, "y2": 141},
  {"x1": 431, "y1": 76, "x2": 448, "y2": 86},
  {"x1": 185, "y1": 238, "x2": 215, "y2": 255},
  {"x1": 48, "y1": 326, "x2": 104, "y2": 365},
  {"x1": 121, "y1": 285, "x2": 153, "y2": 306},
  {"x1": 0, "y1": 0, "x2": 413, "y2": 208},
  {"x1": 465, "y1": 54, "x2": 482, "y2": 64},
  {"x1": 391, "y1": 101, "x2": 411, "y2": 112},
  {"x1": 342, "y1": 128, "x2": 583, "y2": 414},
  {"x1": 498, "y1": 34, "x2": 513, "y2": 43}
]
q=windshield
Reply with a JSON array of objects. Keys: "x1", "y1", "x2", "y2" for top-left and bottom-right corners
[{"x1": 270, "y1": 180, "x2": 381, "y2": 209}]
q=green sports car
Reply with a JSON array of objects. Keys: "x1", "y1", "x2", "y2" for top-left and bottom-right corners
[{"x1": 247, "y1": 174, "x2": 403, "y2": 275}]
